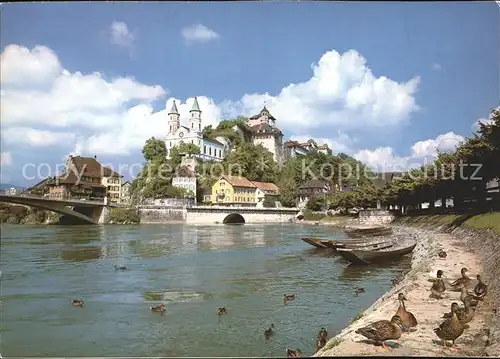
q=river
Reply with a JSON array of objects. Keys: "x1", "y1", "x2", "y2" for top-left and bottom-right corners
[{"x1": 1, "y1": 223, "x2": 410, "y2": 357}]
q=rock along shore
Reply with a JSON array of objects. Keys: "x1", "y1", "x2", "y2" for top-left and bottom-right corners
[{"x1": 314, "y1": 224, "x2": 498, "y2": 357}]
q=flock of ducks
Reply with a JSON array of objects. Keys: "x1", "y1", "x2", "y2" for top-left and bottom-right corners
[{"x1": 352, "y1": 263, "x2": 489, "y2": 352}]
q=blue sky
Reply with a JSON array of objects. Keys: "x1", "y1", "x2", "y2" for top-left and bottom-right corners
[{"x1": 0, "y1": 2, "x2": 498, "y2": 186}]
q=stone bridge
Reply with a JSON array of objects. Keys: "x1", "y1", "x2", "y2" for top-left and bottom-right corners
[
  {"x1": 185, "y1": 206, "x2": 300, "y2": 224},
  {"x1": 0, "y1": 194, "x2": 118, "y2": 224}
]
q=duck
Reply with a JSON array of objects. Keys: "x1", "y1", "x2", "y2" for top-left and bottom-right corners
[
  {"x1": 438, "y1": 250, "x2": 447, "y2": 259},
  {"x1": 264, "y1": 324, "x2": 275, "y2": 339},
  {"x1": 150, "y1": 304, "x2": 166, "y2": 313},
  {"x1": 319, "y1": 327, "x2": 328, "y2": 340},
  {"x1": 216, "y1": 307, "x2": 227, "y2": 315},
  {"x1": 434, "y1": 302, "x2": 466, "y2": 349},
  {"x1": 450, "y1": 267, "x2": 471, "y2": 290},
  {"x1": 316, "y1": 335, "x2": 327, "y2": 352},
  {"x1": 72, "y1": 299, "x2": 84, "y2": 307},
  {"x1": 395, "y1": 293, "x2": 418, "y2": 331},
  {"x1": 115, "y1": 265, "x2": 127, "y2": 271},
  {"x1": 443, "y1": 297, "x2": 475, "y2": 325},
  {"x1": 474, "y1": 275, "x2": 488, "y2": 300},
  {"x1": 430, "y1": 270, "x2": 446, "y2": 299},
  {"x1": 355, "y1": 315, "x2": 405, "y2": 350},
  {"x1": 459, "y1": 283, "x2": 479, "y2": 307},
  {"x1": 355, "y1": 287, "x2": 365, "y2": 296},
  {"x1": 286, "y1": 348, "x2": 302, "y2": 358},
  {"x1": 284, "y1": 294, "x2": 296, "y2": 304}
]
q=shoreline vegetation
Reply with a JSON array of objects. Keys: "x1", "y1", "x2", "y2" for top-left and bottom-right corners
[{"x1": 314, "y1": 212, "x2": 500, "y2": 358}]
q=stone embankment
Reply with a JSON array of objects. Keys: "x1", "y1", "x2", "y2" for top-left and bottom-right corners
[{"x1": 314, "y1": 220, "x2": 499, "y2": 357}]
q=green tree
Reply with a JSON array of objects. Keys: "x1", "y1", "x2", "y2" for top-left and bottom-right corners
[
  {"x1": 224, "y1": 142, "x2": 278, "y2": 182},
  {"x1": 142, "y1": 137, "x2": 167, "y2": 162}
]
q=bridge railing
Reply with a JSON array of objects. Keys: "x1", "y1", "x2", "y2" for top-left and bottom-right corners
[{"x1": 3, "y1": 193, "x2": 107, "y2": 205}]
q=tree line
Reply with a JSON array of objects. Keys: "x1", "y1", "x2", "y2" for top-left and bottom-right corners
[{"x1": 378, "y1": 108, "x2": 499, "y2": 212}]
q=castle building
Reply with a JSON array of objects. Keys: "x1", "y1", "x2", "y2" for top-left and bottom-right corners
[
  {"x1": 246, "y1": 106, "x2": 284, "y2": 165},
  {"x1": 165, "y1": 97, "x2": 225, "y2": 162}
]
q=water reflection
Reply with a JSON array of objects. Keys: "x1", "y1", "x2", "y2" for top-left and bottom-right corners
[
  {"x1": 338, "y1": 256, "x2": 412, "y2": 282},
  {"x1": 59, "y1": 246, "x2": 103, "y2": 262}
]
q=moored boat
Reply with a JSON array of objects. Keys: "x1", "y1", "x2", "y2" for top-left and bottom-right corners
[
  {"x1": 320, "y1": 238, "x2": 394, "y2": 251},
  {"x1": 345, "y1": 226, "x2": 393, "y2": 238},
  {"x1": 336, "y1": 240, "x2": 417, "y2": 265},
  {"x1": 300, "y1": 237, "x2": 329, "y2": 249}
]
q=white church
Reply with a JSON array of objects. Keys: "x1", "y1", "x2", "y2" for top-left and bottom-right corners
[{"x1": 165, "y1": 97, "x2": 226, "y2": 162}]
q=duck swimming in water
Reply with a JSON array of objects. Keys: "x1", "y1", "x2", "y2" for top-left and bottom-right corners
[
  {"x1": 355, "y1": 287, "x2": 365, "y2": 296},
  {"x1": 72, "y1": 299, "x2": 84, "y2": 307},
  {"x1": 150, "y1": 304, "x2": 166, "y2": 313},
  {"x1": 319, "y1": 327, "x2": 328, "y2": 340},
  {"x1": 438, "y1": 250, "x2": 447, "y2": 259},
  {"x1": 216, "y1": 307, "x2": 227, "y2": 315},
  {"x1": 284, "y1": 294, "x2": 296, "y2": 304},
  {"x1": 286, "y1": 348, "x2": 302, "y2": 358},
  {"x1": 264, "y1": 324, "x2": 275, "y2": 339},
  {"x1": 115, "y1": 265, "x2": 127, "y2": 271}
]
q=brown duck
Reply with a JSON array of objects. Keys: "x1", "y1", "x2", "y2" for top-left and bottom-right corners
[
  {"x1": 315, "y1": 335, "x2": 327, "y2": 352},
  {"x1": 474, "y1": 275, "x2": 488, "y2": 300},
  {"x1": 284, "y1": 294, "x2": 296, "y2": 304},
  {"x1": 434, "y1": 302, "x2": 465, "y2": 349},
  {"x1": 72, "y1": 299, "x2": 84, "y2": 307},
  {"x1": 430, "y1": 270, "x2": 446, "y2": 299},
  {"x1": 450, "y1": 267, "x2": 471, "y2": 290},
  {"x1": 443, "y1": 297, "x2": 475, "y2": 325},
  {"x1": 286, "y1": 348, "x2": 302, "y2": 358},
  {"x1": 216, "y1": 307, "x2": 227, "y2": 315},
  {"x1": 150, "y1": 304, "x2": 166, "y2": 313},
  {"x1": 355, "y1": 315, "x2": 405, "y2": 350},
  {"x1": 459, "y1": 284, "x2": 479, "y2": 307},
  {"x1": 319, "y1": 327, "x2": 328, "y2": 340},
  {"x1": 395, "y1": 293, "x2": 418, "y2": 331}
]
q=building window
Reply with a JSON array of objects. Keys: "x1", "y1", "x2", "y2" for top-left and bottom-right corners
[
  {"x1": 203, "y1": 145, "x2": 206, "y2": 154},
  {"x1": 209, "y1": 147, "x2": 212, "y2": 156}
]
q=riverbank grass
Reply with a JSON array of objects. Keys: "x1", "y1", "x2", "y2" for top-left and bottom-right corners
[{"x1": 107, "y1": 207, "x2": 140, "y2": 224}]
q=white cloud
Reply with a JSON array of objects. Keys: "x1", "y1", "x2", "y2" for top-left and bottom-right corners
[
  {"x1": 1, "y1": 45, "x2": 166, "y2": 130},
  {"x1": 431, "y1": 63, "x2": 442, "y2": 71},
  {"x1": 471, "y1": 107, "x2": 498, "y2": 131},
  {"x1": 2, "y1": 127, "x2": 76, "y2": 147},
  {"x1": 1, "y1": 152, "x2": 12, "y2": 166},
  {"x1": 109, "y1": 21, "x2": 135, "y2": 49},
  {"x1": 1, "y1": 44, "x2": 420, "y2": 160},
  {"x1": 0, "y1": 45, "x2": 61, "y2": 85},
  {"x1": 221, "y1": 49, "x2": 420, "y2": 132},
  {"x1": 354, "y1": 132, "x2": 465, "y2": 172},
  {"x1": 181, "y1": 24, "x2": 220, "y2": 43}
]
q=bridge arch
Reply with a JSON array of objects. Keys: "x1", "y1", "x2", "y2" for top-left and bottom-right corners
[{"x1": 222, "y1": 213, "x2": 245, "y2": 224}]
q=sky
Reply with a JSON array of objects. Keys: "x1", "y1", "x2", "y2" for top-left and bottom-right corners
[{"x1": 0, "y1": 2, "x2": 498, "y2": 187}]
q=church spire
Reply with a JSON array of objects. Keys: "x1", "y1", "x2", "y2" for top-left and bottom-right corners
[
  {"x1": 169, "y1": 100, "x2": 179, "y2": 115},
  {"x1": 190, "y1": 97, "x2": 201, "y2": 112}
]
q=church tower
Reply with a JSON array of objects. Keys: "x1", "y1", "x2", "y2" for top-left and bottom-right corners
[
  {"x1": 189, "y1": 97, "x2": 202, "y2": 134},
  {"x1": 168, "y1": 100, "x2": 180, "y2": 134}
]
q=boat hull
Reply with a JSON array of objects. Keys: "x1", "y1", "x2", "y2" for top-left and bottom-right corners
[{"x1": 337, "y1": 241, "x2": 417, "y2": 265}]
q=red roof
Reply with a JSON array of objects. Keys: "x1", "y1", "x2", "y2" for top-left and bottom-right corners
[{"x1": 69, "y1": 156, "x2": 121, "y2": 178}]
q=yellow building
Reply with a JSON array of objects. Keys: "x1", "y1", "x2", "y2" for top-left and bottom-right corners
[
  {"x1": 211, "y1": 175, "x2": 257, "y2": 206},
  {"x1": 101, "y1": 167, "x2": 123, "y2": 203}
]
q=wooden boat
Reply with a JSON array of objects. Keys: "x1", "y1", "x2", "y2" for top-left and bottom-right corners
[
  {"x1": 336, "y1": 240, "x2": 417, "y2": 265},
  {"x1": 320, "y1": 238, "x2": 394, "y2": 251},
  {"x1": 300, "y1": 237, "x2": 329, "y2": 249},
  {"x1": 345, "y1": 226, "x2": 393, "y2": 238}
]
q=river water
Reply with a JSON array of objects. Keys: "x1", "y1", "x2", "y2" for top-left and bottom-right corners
[{"x1": 1, "y1": 223, "x2": 410, "y2": 357}]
